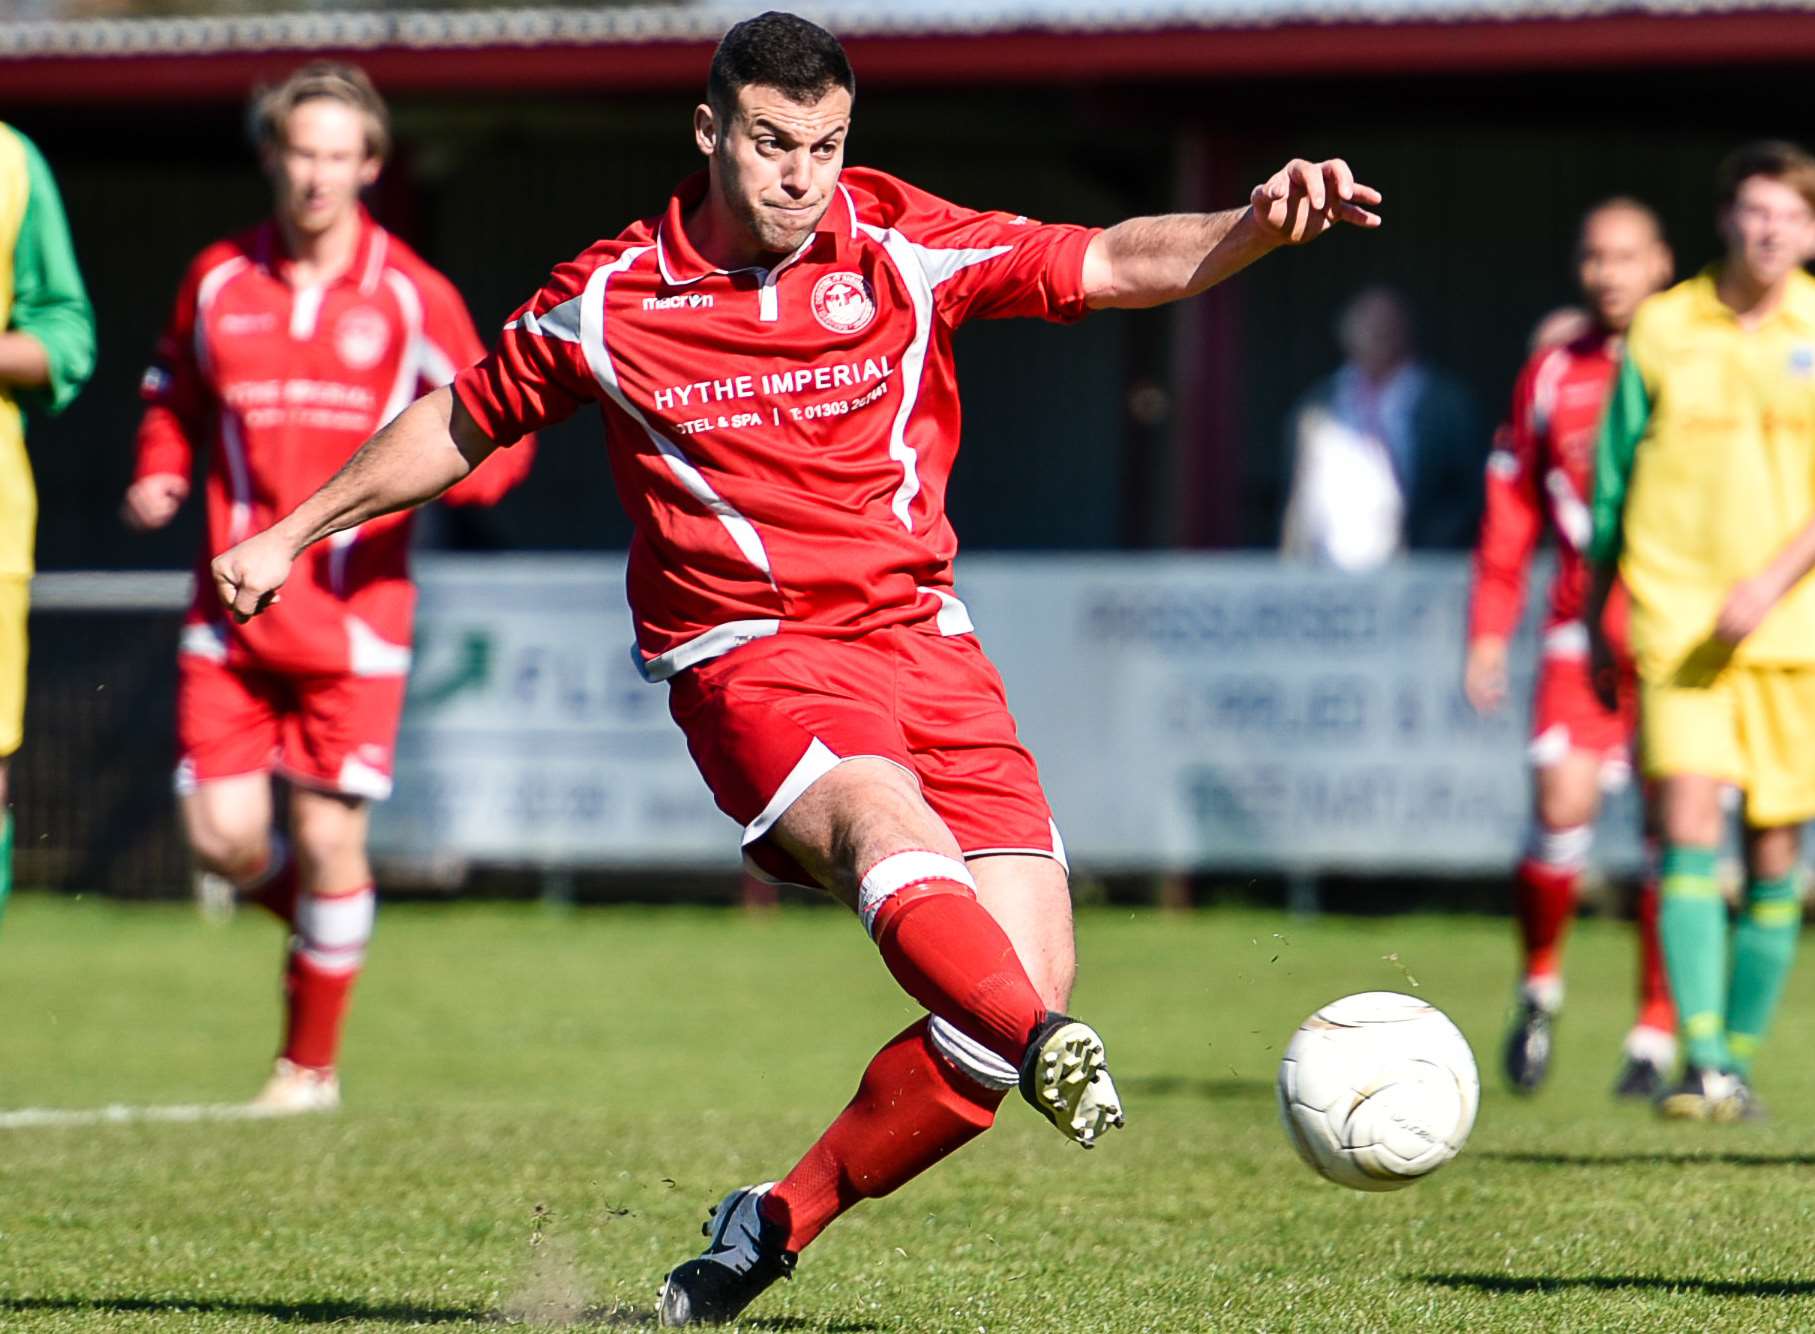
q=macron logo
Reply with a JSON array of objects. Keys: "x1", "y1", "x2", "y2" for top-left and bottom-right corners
[{"x1": 644, "y1": 293, "x2": 715, "y2": 312}]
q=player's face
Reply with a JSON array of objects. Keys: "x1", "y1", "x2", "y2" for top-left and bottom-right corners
[
  {"x1": 700, "y1": 84, "x2": 851, "y2": 258},
  {"x1": 1720, "y1": 176, "x2": 1815, "y2": 292},
  {"x1": 265, "y1": 99, "x2": 380, "y2": 239},
  {"x1": 1577, "y1": 209, "x2": 1670, "y2": 333}
]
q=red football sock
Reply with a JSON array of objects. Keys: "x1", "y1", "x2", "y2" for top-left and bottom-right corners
[
  {"x1": 761, "y1": 1020, "x2": 1005, "y2": 1252},
  {"x1": 1515, "y1": 856, "x2": 1579, "y2": 983},
  {"x1": 1633, "y1": 876, "x2": 1676, "y2": 1033},
  {"x1": 280, "y1": 885, "x2": 375, "y2": 1072},
  {"x1": 238, "y1": 833, "x2": 298, "y2": 928},
  {"x1": 863, "y1": 853, "x2": 1047, "y2": 1065}
]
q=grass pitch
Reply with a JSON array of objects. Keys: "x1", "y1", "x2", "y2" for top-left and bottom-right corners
[{"x1": 3, "y1": 894, "x2": 1814, "y2": 1332}]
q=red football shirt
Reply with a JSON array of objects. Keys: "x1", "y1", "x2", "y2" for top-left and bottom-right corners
[
  {"x1": 1468, "y1": 328, "x2": 1627, "y2": 657},
  {"x1": 138, "y1": 211, "x2": 534, "y2": 676},
  {"x1": 453, "y1": 167, "x2": 1098, "y2": 681}
]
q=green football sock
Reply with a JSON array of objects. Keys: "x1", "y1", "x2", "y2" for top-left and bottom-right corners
[
  {"x1": 1659, "y1": 844, "x2": 1729, "y2": 1071},
  {"x1": 1724, "y1": 873, "x2": 1801, "y2": 1077},
  {"x1": 0, "y1": 808, "x2": 11, "y2": 925}
]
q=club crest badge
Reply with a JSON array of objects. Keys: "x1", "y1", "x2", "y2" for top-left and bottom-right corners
[
  {"x1": 811, "y1": 271, "x2": 876, "y2": 334},
  {"x1": 334, "y1": 306, "x2": 391, "y2": 371},
  {"x1": 1789, "y1": 344, "x2": 1814, "y2": 379}
]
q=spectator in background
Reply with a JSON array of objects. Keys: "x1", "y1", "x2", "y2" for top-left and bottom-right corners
[
  {"x1": 0, "y1": 123, "x2": 95, "y2": 927},
  {"x1": 1281, "y1": 286, "x2": 1484, "y2": 569}
]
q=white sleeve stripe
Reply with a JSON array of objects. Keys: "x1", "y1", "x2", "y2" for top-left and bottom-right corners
[
  {"x1": 420, "y1": 338, "x2": 458, "y2": 388},
  {"x1": 514, "y1": 295, "x2": 583, "y2": 343},
  {"x1": 911, "y1": 240, "x2": 1015, "y2": 289},
  {"x1": 1544, "y1": 467, "x2": 1593, "y2": 551}
]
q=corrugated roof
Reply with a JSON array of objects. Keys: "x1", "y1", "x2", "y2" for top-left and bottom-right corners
[{"x1": 4, "y1": 0, "x2": 1813, "y2": 59}]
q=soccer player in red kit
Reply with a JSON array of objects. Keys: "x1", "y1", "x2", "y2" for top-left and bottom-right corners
[
  {"x1": 123, "y1": 63, "x2": 533, "y2": 1113},
  {"x1": 1465, "y1": 199, "x2": 1675, "y2": 1098},
  {"x1": 210, "y1": 14, "x2": 1380, "y2": 1321}
]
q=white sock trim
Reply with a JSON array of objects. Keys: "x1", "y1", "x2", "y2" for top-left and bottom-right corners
[
  {"x1": 294, "y1": 887, "x2": 375, "y2": 973},
  {"x1": 857, "y1": 851, "x2": 974, "y2": 935},
  {"x1": 1520, "y1": 974, "x2": 1565, "y2": 1013},
  {"x1": 928, "y1": 1015, "x2": 1019, "y2": 1092},
  {"x1": 1624, "y1": 1024, "x2": 1677, "y2": 1065},
  {"x1": 1524, "y1": 823, "x2": 1593, "y2": 874}
]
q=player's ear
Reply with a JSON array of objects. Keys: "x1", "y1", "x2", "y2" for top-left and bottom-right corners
[
  {"x1": 693, "y1": 104, "x2": 718, "y2": 158},
  {"x1": 358, "y1": 155, "x2": 382, "y2": 189}
]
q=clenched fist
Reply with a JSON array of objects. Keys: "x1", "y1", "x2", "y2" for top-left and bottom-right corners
[
  {"x1": 211, "y1": 528, "x2": 295, "y2": 624},
  {"x1": 121, "y1": 474, "x2": 189, "y2": 531}
]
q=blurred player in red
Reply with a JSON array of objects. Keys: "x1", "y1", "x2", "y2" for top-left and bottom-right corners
[
  {"x1": 208, "y1": 14, "x2": 1380, "y2": 1322},
  {"x1": 1465, "y1": 199, "x2": 1674, "y2": 1098},
  {"x1": 122, "y1": 63, "x2": 533, "y2": 1113}
]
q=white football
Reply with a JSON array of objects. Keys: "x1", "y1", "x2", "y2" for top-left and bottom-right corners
[{"x1": 1276, "y1": 991, "x2": 1479, "y2": 1192}]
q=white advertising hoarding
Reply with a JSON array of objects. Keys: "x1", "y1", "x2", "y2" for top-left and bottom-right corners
[
  {"x1": 372, "y1": 553, "x2": 1642, "y2": 874},
  {"x1": 371, "y1": 556, "x2": 730, "y2": 866}
]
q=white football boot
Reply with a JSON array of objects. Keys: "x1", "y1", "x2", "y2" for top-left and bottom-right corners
[
  {"x1": 1019, "y1": 1014, "x2": 1126, "y2": 1148},
  {"x1": 247, "y1": 1058, "x2": 341, "y2": 1115}
]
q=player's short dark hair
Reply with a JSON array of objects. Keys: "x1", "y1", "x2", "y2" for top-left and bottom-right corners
[
  {"x1": 1715, "y1": 140, "x2": 1815, "y2": 215},
  {"x1": 707, "y1": 11, "x2": 855, "y2": 123},
  {"x1": 250, "y1": 60, "x2": 390, "y2": 161},
  {"x1": 1580, "y1": 196, "x2": 1665, "y2": 245}
]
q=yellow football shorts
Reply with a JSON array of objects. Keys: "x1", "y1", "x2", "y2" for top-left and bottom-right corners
[
  {"x1": 1642, "y1": 664, "x2": 1815, "y2": 826},
  {"x1": 0, "y1": 574, "x2": 25, "y2": 758}
]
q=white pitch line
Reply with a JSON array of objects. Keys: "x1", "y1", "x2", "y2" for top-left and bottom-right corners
[{"x1": 0, "y1": 1102, "x2": 286, "y2": 1130}]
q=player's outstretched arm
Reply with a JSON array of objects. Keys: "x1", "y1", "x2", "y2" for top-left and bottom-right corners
[
  {"x1": 212, "y1": 387, "x2": 496, "y2": 622},
  {"x1": 1082, "y1": 158, "x2": 1381, "y2": 311}
]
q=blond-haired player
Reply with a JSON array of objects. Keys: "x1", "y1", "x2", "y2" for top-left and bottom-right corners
[
  {"x1": 1590, "y1": 140, "x2": 1815, "y2": 1120},
  {"x1": 125, "y1": 63, "x2": 531, "y2": 1111}
]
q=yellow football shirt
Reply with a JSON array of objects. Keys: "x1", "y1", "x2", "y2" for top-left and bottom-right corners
[{"x1": 1591, "y1": 266, "x2": 1815, "y2": 680}]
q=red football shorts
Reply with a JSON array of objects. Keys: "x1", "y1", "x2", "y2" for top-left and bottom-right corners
[
  {"x1": 175, "y1": 649, "x2": 406, "y2": 800},
  {"x1": 667, "y1": 625, "x2": 1065, "y2": 888},
  {"x1": 1528, "y1": 644, "x2": 1637, "y2": 785}
]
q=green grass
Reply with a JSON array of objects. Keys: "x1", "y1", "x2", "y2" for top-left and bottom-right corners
[{"x1": 4, "y1": 894, "x2": 1815, "y2": 1332}]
